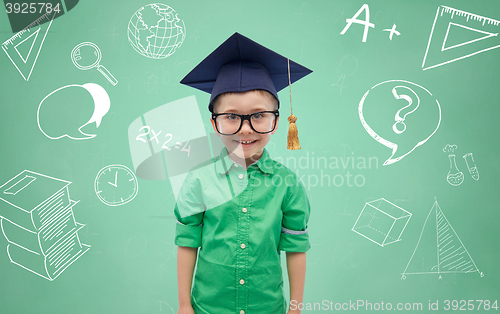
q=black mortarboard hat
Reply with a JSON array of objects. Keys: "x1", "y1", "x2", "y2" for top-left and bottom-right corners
[{"x1": 180, "y1": 32, "x2": 312, "y2": 113}]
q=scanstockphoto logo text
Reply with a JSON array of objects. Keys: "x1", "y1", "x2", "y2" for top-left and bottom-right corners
[
  {"x1": 258, "y1": 151, "x2": 379, "y2": 190},
  {"x1": 290, "y1": 299, "x2": 425, "y2": 311}
]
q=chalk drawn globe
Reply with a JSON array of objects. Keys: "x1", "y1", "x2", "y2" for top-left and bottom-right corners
[{"x1": 128, "y1": 4, "x2": 186, "y2": 59}]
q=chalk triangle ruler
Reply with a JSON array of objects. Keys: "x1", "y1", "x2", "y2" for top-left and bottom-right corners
[
  {"x1": 2, "y1": 10, "x2": 57, "y2": 81},
  {"x1": 422, "y1": 5, "x2": 500, "y2": 70}
]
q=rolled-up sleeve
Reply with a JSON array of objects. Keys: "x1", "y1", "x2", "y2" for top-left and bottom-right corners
[
  {"x1": 174, "y1": 172, "x2": 205, "y2": 248},
  {"x1": 278, "y1": 176, "x2": 311, "y2": 252}
]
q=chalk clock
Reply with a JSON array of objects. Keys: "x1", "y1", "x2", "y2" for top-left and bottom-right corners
[{"x1": 94, "y1": 165, "x2": 138, "y2": 206}]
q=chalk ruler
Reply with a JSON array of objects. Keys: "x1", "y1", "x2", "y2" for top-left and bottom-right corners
[
  {"x1": 422, "y1": 5, "x2": 500, "y2": 70},
  {"x1": 2, "y1": 10, "x2": 57, "y2": 81}
]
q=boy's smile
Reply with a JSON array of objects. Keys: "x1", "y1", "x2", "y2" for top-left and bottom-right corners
[{"x1": 211, "y1": 90, "x2": 279, "y2": 168}]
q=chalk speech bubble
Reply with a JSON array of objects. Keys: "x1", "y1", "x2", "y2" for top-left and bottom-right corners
[
  {"x1": 37, "y1": 83, "x2": 110, "y2": 140},
  {"x1": 358, "y1": 80, "x2": 441, "y2": 166},
  {"x1": 81, "y1": 83, "x2": 110, "y2": 128}
]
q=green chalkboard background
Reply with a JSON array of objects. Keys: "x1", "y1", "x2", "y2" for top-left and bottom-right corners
[{"x1": 1, "y1": 0, "x2": 499, "y2": 313}]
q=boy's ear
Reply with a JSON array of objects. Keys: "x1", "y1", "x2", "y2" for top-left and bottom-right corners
[
  {"x1": 271, "y1": 116, "x2": 279, "y2": 134},
  {"x1": 210, "y1": 119, "x2": 221, "y2": 137}
]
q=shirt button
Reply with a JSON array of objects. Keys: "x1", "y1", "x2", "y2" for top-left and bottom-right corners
[
  {"x1": 238, "y1": 174, "x2": 244, "y2": 179},
  {"x1": 239, "y1": 279, "x2": 245, "y2": 285},
  {"x1": 242, "y1": 208, "x2": 247, "y2": 213},
  {"x1": 234, "y1": 164, "x2": 238, "y2": 167},
  {"x1": 240, "y1": 243, "x2": 246, "y2": 249},
  {"x1": 240, "y1": 311, "x2": 245, "y2": 314}
]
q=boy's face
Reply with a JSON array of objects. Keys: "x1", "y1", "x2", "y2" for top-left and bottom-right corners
[{"x1": 211, "y1": 90, "x2": 279, "y2": 164}]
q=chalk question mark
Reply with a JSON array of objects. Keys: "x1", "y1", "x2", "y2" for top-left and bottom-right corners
[{"x1": 391, "y1": 86, "x2": 420, "y2": 134}]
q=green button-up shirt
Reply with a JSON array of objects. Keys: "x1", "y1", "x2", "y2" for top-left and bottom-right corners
[{"x1": 174, "y1": 147, "x2": 311, "y2": 314}]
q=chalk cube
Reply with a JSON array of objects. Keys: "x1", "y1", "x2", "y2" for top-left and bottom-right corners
[{"x1": 352, "y1": 198, "x2": 411, "y2": 247}]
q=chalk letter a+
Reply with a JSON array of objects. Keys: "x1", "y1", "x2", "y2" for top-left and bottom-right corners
[{"x1": 340, "y1": 4, "x2": 375, "y2": 43}]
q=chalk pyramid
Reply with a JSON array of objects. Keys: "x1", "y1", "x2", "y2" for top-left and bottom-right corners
[{"x1": 402, "y1": 200, "x2": 481, "y2": 279}]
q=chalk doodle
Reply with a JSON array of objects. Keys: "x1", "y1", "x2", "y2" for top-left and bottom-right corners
[
  {"x1": 383, "y1": 24, "x2": 401, "y2": 40},
  {"x1": 0, "y1": 170, "x2": 90, "y2": 281},
  {"x1": 2, "y1": 10, "x2": 56, "y2": 81},
  {"x1": 37, "y1": 83, "x2": 110, "y2": 140},
  {"x1": 340, "y1": 4, "x2": 375, "y2": 43},
  {"x1": 136, "y1": 126, "x2": 191, "y2": 156},
  {"x1": 422, "y1": 5, "x2": 500, "y2": 70},
  {"x1": 71, "y1": 42, "x2": 118, "y2": 86},
  {"x1": 402, "y1": 200, "x2": 482, "y2": 279},
  {"x1": 463, "y1": 153, "x2": 479, "y2": 181},
  {"x1": 391, "y1": 86, "x2": 420, "y2": 135},
  {"x1": 94, "y1": 165, "x2": 139, "y2": 206},
  {"x1": 359, "y1": 80, "x2": 441, "y2": 165},
  {"x1": 127, "y1": 3, "x2": 186, "y2": 59},
  {"x1": 442, "y1": 145, "x2": 480, "y2": 185},
  {"x1": 340, "y1": 4, "x2": 401, "y2": 42},
  {"x1": 446, "y1": 154, "x2": 464, "y2": 186},
  {"x1": 352, "y1": 198, "x2": 412, "y2": 247},
  {"x1": 332, "y1": 54, "x2": 358, "y2": 95}
]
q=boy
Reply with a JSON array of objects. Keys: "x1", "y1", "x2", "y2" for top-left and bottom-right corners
[{"x1": 174, "y1": 33, "x2": 312, "y2": 314}]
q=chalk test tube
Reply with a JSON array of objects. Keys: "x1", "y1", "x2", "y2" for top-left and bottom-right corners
[{"x1": 463, "y1": 153, "x2": 479, "y2": 181}]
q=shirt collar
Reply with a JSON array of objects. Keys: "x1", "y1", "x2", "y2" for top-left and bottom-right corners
[{"x1": 215, "y1": 148, "x2": 275, "y2": 175}]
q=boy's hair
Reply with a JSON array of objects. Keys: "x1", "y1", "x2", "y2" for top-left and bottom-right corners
[{"x1": 211, "y1": 89, "x2": 279, "y2": 113}]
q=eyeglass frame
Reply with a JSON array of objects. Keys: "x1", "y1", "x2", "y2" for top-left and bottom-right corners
[{"x1": 211, "y1": 110, "x2": 280, "y2": 135}]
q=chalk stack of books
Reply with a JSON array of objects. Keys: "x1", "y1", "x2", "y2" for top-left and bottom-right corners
[{"x1": 0, "y1": 170, "x2": 90, "y2": 281}]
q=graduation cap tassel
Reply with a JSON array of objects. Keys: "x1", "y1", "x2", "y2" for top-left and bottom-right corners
[{"x1": 287, "y1": 58, "x2": 301, "y2": 150}]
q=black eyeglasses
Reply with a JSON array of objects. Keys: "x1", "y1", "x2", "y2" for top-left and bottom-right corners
[{"x1": 212, "y1": 111, "x2": 279, "y2": 135}]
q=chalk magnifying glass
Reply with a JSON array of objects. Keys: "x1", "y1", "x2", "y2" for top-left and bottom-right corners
[{"x1": 71, "y1": 42, "x2": 118, "y2": 86}]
